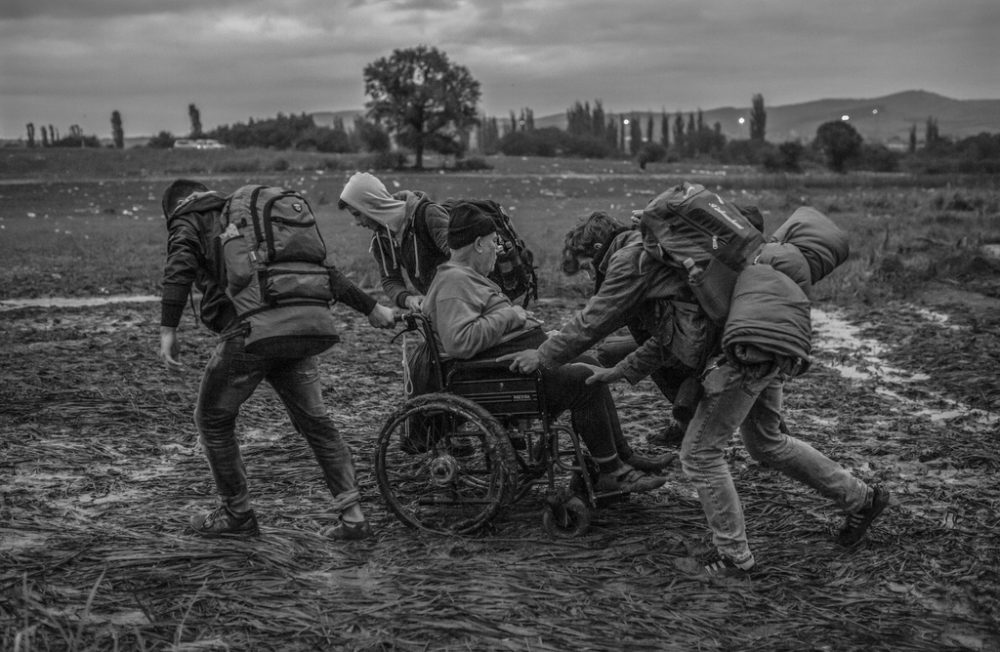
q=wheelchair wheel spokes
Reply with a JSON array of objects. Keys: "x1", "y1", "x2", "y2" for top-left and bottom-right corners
[{"x1": 374, "y1": 393, "x2": 516, "y2": 535}]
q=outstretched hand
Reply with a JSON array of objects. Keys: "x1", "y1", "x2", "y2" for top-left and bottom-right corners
[
  {"x1": 368, "y1": 303, "x2": 396, "y2": 329},
  {"x1": 576, "y1": 362, "x2": 624, "y2": 385},
  {"x1": 404, "y1": 295, "x2": 423, "y2": 312},
  {"x1": 497, "y1": 349, "x2": 542, "y2": 374}
]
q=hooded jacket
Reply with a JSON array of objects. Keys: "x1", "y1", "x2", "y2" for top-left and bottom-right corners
[
  {"x1": 161, "y1": 192, "x2": 237, "y2": 333},
  {"x1": 340, "y1": 172, "x2": 449, "y2": 308}
]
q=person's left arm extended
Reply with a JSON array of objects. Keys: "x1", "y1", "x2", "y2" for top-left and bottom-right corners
[{"x1": 327, "y1": 263, "x2": 395, "y2": 327}]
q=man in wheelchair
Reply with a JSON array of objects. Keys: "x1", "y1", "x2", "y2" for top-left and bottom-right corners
[{"x1": 419, "y1": 201, "x2": 668, "y2": 494}]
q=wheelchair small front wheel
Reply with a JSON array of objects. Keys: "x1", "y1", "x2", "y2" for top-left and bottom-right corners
[
  {"x1": 542, "y1": 495, "x2": 591, "y2": 538},
  {"x1": 374, "y1": 393, "x2": 516, "y2": 535}
]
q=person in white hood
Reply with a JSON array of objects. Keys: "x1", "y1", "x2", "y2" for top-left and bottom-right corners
[{"x1": 339, "y1": 172, "x2": 450, "y2": 312}]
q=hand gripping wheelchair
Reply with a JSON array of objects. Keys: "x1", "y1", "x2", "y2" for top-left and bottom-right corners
[{"x1": 373, "y1": 313, "x2": 629, "y2": 537}]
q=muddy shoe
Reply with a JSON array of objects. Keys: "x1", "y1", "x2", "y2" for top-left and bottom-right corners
[
  {"x1": 837, "y1": 483, "x2": 890, "y2": 546},
  {"x1": 699, "y1": 550, "x2": 756, "y2": 578},
  {"x1": 646, "y1": 421, "x2": 686, "y2": 448},
  {"x1": 620, "y1": 449, "x2": 676, "y2": 472},
  {"x1": 595, "y1": 465, "x2": 666, "y2": 494},
  {"x1": 322, "y1": 519, "x2": 374, "y2": 541},
  {"x1": 189, "y1": 506, "x2": 259, "y2": 538}
]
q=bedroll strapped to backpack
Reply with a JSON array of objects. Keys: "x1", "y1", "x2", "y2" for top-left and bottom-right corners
[
  {"x1": 442, "y1": 198, "x2": 538, "y2": 307},
  {"x1": 639, "y1": 182, "x2": 765, "y2": 324},
  {"x1": 220, "y1": 185, "x2": 340, "y2": 358}
]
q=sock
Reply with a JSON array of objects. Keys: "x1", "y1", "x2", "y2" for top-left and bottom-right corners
[{"x1": 594, "y1": 454, "x2": 622, "y2": 474}]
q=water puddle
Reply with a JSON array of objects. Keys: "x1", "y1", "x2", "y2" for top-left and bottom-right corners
[
  {"x1": 812, "y1": 307, "x2": 997, "y2": 426},
  {"x1": 0, "y1": 294, "x2": 159, "y2": 311}
]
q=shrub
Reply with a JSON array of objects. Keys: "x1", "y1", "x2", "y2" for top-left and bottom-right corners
[
  {"x1": 146, "y1": 131, "x2": 176, "y2": 149},
  {"x1": 857, "y1": 144, "x2": 900, "y2": 172},
  {"x1": 360, "y1": 151, "x2": 407, "y2": 170},
  {"x1": 452, "y1": 157, "x2": 493, "y2": 171},
  {"x1": 637, "y1": 142, "x2": 666, "y2": 169}
]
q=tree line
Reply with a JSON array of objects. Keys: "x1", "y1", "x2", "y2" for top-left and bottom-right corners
[{"x1": 18, "y1": 45, "x2": 1000, "y2": 174}]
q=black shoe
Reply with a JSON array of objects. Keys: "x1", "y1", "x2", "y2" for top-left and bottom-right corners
[
  {"x1": 189, "y1": 506, "x2": 259, "y2": 538},
  {"x1": 646, "y1": 421, "x2": 686, "y2": 448},
  {"x1": 699, "y1": 550, "x2": 756, "y2": 578},
  {"x1": 620, "y1": 449, "x2": 676, "y2": 472},
  {"x1": 321, "y1": 519, "x2": 374, "y2": 541},
  {"x1": 595, "y1": 465, "x2": 666, "y2": 494},
  {"x1": 837, "y1": 483, "x2": 890, "y2": 546}
]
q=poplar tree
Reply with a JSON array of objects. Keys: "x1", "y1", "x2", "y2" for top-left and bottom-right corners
[
  {"x1": 750, "y1": 93, "x2": 767, "y2": 141},
  {"x1": 111, "y1": 110, "x2": 124, "y2": 149}
]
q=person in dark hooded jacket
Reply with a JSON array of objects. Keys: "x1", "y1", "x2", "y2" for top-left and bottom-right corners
[
  {"x1": 582, "y1": 205, "x2": 890, "y2": 578},
  {"x1": 339, "y1": 172, "x2": 450, "y2": 313},
  {"x1": 159, "y1": 179, "x2": 396, "y2": 541}
]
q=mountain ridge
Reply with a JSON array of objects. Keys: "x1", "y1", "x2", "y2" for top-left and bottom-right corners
[{"x1": 314, "y1": 90, "x2": 1000, "y2": 145}]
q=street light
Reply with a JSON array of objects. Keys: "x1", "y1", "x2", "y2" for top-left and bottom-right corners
[{"x1": 841, "y1": 114, "x2": 850, "y2": 121}]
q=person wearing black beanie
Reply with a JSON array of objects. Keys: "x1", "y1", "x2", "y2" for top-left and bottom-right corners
[{"x1": 417, "y1": 203, "x2": 668, "y2": 496}]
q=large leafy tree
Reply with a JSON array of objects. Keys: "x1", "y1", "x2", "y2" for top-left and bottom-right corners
[
  {"x1": 815, "y1": 120, "x2": 863, "y2": 172},
  {"x1": 363, "y1": 45, "x2": 480, "y2": 168}
]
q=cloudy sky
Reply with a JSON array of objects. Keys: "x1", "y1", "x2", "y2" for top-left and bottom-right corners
[{"x1": 2, "y1": 0, "x2": 997, "y2": 140}]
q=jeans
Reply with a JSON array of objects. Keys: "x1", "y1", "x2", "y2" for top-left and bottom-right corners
[
  {"x1": 681, "y1": 362, "x2": 869, "y2": 562},
  {"x1": 194, "y1": 336, "x2": 359, "y2": 515}
]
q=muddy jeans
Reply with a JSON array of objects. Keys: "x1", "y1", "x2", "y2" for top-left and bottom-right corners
[
  {"x1": 681, "y1": 361, "x2": 869, "y2": 562},
  {"x1": 194, "y1": 335, "x2": 359, "y2": 515}
]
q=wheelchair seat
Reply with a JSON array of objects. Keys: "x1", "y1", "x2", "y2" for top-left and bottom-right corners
[{"x1": 445, "y1": 359, "x2": 546, "y2": 422}]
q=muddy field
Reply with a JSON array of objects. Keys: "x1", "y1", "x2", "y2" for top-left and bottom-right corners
[
  {"x1": 1, "y1": 159, "x2": 999, "y2": 651},
  {"x1": 2, "y1": 290, "x2": 998, "y2": 651}
]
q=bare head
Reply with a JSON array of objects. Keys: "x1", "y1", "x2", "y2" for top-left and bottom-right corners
[{"x1": 561, "y1": 211, "x2": 628, "y2": 276}]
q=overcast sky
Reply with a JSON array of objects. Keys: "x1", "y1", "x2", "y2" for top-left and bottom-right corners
[{"x1": 2, "y1": 0, "x2": 997, "y2": 139}]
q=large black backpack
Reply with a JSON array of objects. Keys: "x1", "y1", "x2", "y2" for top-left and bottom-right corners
[
  {"x1": 639, "y1": 182, "x2": 765, "y2": 323},
  {"x1": 219, "y1": 185, "x2": 340, "y2": 358},
  {"x1": 442, "y1": 198, "x2": 538, "y2": 307}
]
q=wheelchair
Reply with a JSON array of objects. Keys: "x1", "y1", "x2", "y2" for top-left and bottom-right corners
[{"x1": 373, "y1": 312, "x2": 630, "y2": 537}]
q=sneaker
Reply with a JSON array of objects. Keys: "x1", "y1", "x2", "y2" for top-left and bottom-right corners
[
  {"x1": 322, "y1": 519, "x2": 374, "y2": 541},
  {"x1": 189, "y1": 506, "x2": 259, "y2": 537},
  {"x1": 595, "y1": 465, "x2": 667, "y2": 494},
  {"x1": 837, "y1": 483, "x2": 890, "y2": 546},
  {"x1": 646, "y1": 421, "x2": 686, "y2": 448},
  {"x1": 700, "y1": 550, "x2": 756, "y2": 578},
  {"x1": 620, "y1": 449, "x2": 676, "y2": 473}
]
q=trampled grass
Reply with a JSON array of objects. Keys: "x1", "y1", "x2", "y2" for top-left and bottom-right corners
[{"x1": 2, "y1": 149, "x2": 999, "y2": 650}]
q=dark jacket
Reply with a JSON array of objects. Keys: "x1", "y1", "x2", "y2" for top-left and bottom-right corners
[
  {"x1": 160, "y1": 192, "x2": 376, "y2": 333},
  {"x1": 369, "y1": 191, "x2": 450, "y2": 308},
  {"x1": 537, "y1": 230, "x2": 701, "y2": 380}
]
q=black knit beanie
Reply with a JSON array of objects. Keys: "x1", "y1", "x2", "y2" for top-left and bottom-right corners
[
  {"x1": 162, "y1": 179, "x2": 209, "y2": 218},
  {"x1": 447, "y1": 201, "x2": 496, "y2": 249}
]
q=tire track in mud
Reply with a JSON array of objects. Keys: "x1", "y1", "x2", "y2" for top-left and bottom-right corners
[{"x1": 811, "y1": 306, "x2": 998, "y2": 429}]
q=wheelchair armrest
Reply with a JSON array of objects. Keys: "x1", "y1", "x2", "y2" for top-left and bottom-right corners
[{"x1": 450, "y1": 359, "x2": 543, "y2": 378}]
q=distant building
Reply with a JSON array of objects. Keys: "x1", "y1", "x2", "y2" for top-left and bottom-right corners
[{"x1": 174, "y1": 138, "x2": 225, "y2": 150}]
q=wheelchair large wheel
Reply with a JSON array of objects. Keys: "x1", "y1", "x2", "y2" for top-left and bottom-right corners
[{"x1": 374, "y1": 393, "x2": 517, "y2": 535}]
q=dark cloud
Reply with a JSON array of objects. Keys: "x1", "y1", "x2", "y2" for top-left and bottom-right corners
[{"x1": 1, "y1": 0, "x2": 996, "y2": 138}]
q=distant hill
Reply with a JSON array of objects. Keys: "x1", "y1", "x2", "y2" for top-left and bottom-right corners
[{"x1": 532, "y1": 91, "x2": 1000, "y2": 145}]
